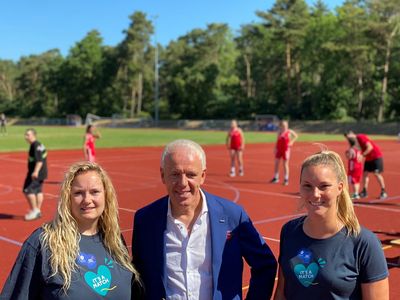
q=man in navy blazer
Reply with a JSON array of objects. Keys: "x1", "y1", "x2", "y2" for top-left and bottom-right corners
[{"x1": 132, "y1": 139, "x2": 277, "y2": 299}]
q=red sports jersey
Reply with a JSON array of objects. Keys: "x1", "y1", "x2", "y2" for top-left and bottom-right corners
[
  {"x1": 275, "y1": 130, "x2": 290, "y2": 160},
  {"x1": 356, "y1": 134, "x2": 382, "y2": 161},
  {"x1": 85, "y1": 133, "x2": 96, "y2": 162},
  {"x1": 229, "y1": 128, "x2": 243, "y2": 150},
  {"x1": 347, "y1": 148, "x2": 363, "y2": 184}
]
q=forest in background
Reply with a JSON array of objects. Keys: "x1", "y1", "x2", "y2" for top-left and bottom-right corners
[{"x1": 0, "y1": 0, "x2": 399, "y2": 122}]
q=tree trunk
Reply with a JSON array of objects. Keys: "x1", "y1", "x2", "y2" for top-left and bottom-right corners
[
  {"x1": 295, "y1": 61, "x2": 301, "y2": 103},
  {"x1": 119, "y1": 67, "x2": 129, "y2": 115},
  {"x1": 130, "y1": 83, "x2": 136, "y2": 118},
  {"x1": 243, "y1": 54, "x2": 252, "y2": 98},
  {"x1": 356, "y1": 69, "x2": 364, "y2": 120},
  {"x1": 285, "y1": 42, "x2": 292, "y2": 105},
  {"x1": 136, "y1": 72, "x2": 143, "y2": 115},
  {"x1": 378, "y1": 36, "x2": 393, "y2": 123}
]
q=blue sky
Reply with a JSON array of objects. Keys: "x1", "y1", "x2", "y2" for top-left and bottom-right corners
[{"x1": 1, "y1": 0, "x2": 344, "y2": 61}]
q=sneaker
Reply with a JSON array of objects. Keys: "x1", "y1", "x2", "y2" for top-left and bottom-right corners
[
  {"x1": 283, "y1": 179, "x2": 289, "y2": 186},
  {"x1": 229, "y1": 171, "x2": 236, "y2": 177},
  {"x1": 270, "y1": 177, "x2": 279, "y2": 184},
  {"x1": 239, "y1": 170, "x2": 244, "y2": 176},
  {"x1": 379, "y1": 191, "x2": 388, "y2": 200},
  {"x1": 359, "y1": 189, "x2": 368, "y2": 198},
  {"x1": 351, "y1": 193, "x2": 360, "y2": 200},
  {"x1": 24, "y1": 210, "x2": 41, "y2": 221}
]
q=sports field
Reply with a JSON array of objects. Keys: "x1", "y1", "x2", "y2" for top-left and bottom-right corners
[{"x1": 0, "y1": 127, "x2": 399, "y2": 297}]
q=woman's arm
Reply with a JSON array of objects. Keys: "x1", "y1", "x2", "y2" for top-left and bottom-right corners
[
  {"x1": 274, "y1": 267, "x2": 286, "y2": 300},
  {"x1": 288, "y1": 129, "x2": 298, "y2": 146},
  {"x1": 226, "y1": 131, "x2": 231, "y2": 149},
  {"x1": 239, "y1": 128, "x2": 245, "y2": 150},
  {"x1": 361, "y1": 278, "x2": 389, "y2": 300}
]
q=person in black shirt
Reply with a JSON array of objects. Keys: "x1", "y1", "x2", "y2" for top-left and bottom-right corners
[{"x1": 23, "y1": 128, "x2": 48, "y2": 221}]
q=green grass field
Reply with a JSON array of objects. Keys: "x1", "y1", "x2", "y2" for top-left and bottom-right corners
[{"x1": 0, "y1": 125, "x2": 395, "y2": 153}]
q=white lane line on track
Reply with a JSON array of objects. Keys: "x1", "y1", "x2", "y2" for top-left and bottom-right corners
[
  {"x1": 0, "y1": 236, "x2": 23, "y2": 247},
  {"x1": 262, "y1": 237, "x2": 280, "y2": 243},
  {"x1": 354, "y1": 203, "x2": 400, "y2": 213},
  {"x1": 236, "y1": 187, "x2": 299, "y2": 199},
  {"x1": 368, "y1": 195, "x2": 400, "y2": 204},
  {"x1": 206, "y1": 180, "x2": 240, "y2": 203},
  {"x1": 119, "y1": 207, "x2": 137, "y2": 213},
  {"x1": 254, "y1": 214, "x2": 305, "y2": 225}
]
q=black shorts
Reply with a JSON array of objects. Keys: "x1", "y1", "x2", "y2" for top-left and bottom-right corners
[
  {"x1": 364, "y1": 157, "x2": 384, "y2": 173},
  {"x1": 23, "y1": 177, "x2": 44, "y2": 194}
]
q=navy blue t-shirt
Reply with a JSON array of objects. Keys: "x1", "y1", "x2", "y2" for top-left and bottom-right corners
[
  {"x1": 1, "y1": 228, "x2": 133, "y2": 299},
  {"x1": 278, "y1": 217, "x2": 388, "y2": 300}
]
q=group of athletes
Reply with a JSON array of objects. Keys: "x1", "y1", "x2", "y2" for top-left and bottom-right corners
[
  {"x1": 226, "y1": 119, "x2": 388, "y2": 200},
  {"x1": 21, "y1": 120, "x2": 388, "y2": 223}
]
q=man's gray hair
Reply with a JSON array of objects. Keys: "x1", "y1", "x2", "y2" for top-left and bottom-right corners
[{"x1": 161, "y1": 139, "x2": 206, "y2": 169}]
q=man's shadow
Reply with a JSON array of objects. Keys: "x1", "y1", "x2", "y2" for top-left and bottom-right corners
[{"x1": 0, "y1": 213, "x2": 24, "y2": 220}]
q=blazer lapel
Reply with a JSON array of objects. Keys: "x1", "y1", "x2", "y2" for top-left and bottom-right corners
[{"x1": 206, "y1": 192, "x2": 227, "y2": 294}]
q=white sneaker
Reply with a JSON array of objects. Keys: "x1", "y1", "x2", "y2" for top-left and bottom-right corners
[
  {"x1": 25, "y1": 209, "x2": 41, "y2": 221},
  {"x1": 229, "y1": 171, "x2": 236, "y2": 177}
]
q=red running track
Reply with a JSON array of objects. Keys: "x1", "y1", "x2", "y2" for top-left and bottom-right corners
[{"x1": 0, "y1": 141, "x2": 399, "y2": 297}]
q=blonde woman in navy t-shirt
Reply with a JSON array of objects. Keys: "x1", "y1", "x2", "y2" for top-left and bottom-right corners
[
  {"x1": 274, "y1": 150, "x2": 389, "y2": 300},
  {"x1": 1, "y1": 162, "x2": 142, "y2": 299}
]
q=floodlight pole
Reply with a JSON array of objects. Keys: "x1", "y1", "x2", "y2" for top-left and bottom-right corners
[{"x1": 153, "y1": 15, "x2": 160, "y2": 127}]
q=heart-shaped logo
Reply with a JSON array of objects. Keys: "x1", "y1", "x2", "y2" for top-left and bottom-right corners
[
  {"x1": 294, "y1": 262, "x2": 319, "y2": 287},
  {"x1": 84, "y1": 265, "x2": 112, "y2": 296}
]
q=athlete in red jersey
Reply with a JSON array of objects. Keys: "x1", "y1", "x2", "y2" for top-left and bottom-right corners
[
  {"x1": 345, "y1": 138, "x2": 363, "y2": 199},
  {"x1": 270, "y1": 120, "x2": 298, "y2": 185},
  {"x1": 344, "y1": 131, "x2": 387, "y2": 199},
  {"x1": 226, "y1": 120, "x2": 245, "y2": 177},
  {"x1": 84, "y1": 125, "x2": 101, "y2": 162}
]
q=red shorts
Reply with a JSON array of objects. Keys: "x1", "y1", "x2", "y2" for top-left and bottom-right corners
[
  {"x1": 348, "y1": 169, "x2": 362, "y2": 184},
  {"x1": 230, "y1": 144, "x2": 242, "y2": 151},
  {"x1": 276, "y1": 148, "x2": 290, "y2": 161}
]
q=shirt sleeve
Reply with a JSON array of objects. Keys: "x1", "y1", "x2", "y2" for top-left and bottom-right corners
[
  {"x1": 0, "y1": 234, "x2": 44, "y2": 299},
  {"x1": 238, "y1": 209, "x2": 277, "y2": 299},
  {"x1": 359, "y1": 230, "x2": 389, "y2": 283},
  {"x1": 34, "y1": 144, "x2": 45, "y2": 162}
]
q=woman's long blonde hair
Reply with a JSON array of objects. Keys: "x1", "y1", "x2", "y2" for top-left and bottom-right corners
[
  {"x1": 300, "y1": 150, "x2": 361, "y2": 236},
  {"x1": 41, "y1": 161, "x2": 140, "y2": 292}
]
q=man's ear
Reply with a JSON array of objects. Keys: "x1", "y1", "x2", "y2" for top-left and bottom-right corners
[
  {"x1": 200, "y1": 169, "x2": 206, "y2": 185},
  {"x1": 160, "y1": 167, "x2": 166, "y2": 184}
]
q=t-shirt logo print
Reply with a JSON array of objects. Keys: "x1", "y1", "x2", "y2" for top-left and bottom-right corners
[
  {"x1": 77, "y1": 252, "x2": 117, "y2": 296},
  {"x1": 292, "y1": 249, "x2": 326, "y2": 287}
]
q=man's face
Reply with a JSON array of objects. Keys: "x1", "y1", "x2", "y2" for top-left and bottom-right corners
[
  {"x1": 24, "y1": 131, "x2": 35, "y2": 144},
  {"x1": 161, "y1": 146, "x2": 206, "y2": 210}
]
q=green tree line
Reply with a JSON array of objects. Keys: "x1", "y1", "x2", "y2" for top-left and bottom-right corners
[{"x1": 0, "y1": 0, "x2": 399, "y2": 122}]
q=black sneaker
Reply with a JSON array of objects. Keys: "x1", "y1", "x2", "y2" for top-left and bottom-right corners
[
  {"x1": 270, "y1": 177, "x2": 279, "y2": 184},
  {"x1": 351, "y1": 193, "x2": 360, "y2": 200},
  {"x1": 360, "y1": 189, "x2": 368, "y2": 198}
]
